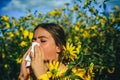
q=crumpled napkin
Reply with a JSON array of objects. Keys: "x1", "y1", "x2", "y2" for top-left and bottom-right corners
[{"x1": 25, "y1": 42, "x2": 40, "y2": 67}]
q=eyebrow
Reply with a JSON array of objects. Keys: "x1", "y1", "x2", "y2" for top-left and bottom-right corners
[{"x1": 32, "y1": 36, "x2": 49, "y2": 40}]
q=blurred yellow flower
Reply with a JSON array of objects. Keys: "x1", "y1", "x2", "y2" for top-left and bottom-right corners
[
  {"x1": 110, "y1": 18, "x2": 115, "y2": 23},
  {"x1": 12, "y1": 19, "x2": 16, "y2": 25},
  {"x1": 4, "y1": 64, "x2": 8, "y2": 68},
  {"x1": 16, "y1": 58, "x2": 22, "y2": 64},
  {"x1": 91, "y1": 25, "x2": 97, "y2": 30},
  {"x1": 75, "y1": 26, "x2": 79, "y2": 31},
  {"x1": 91, "y1": 33, "x2": 97, "y2": 37},
  {"x1": 75, "y1": 21, "x2": 80, "y2": 26},
  {"x1": 5, "y1": 44, "x2": 8, "y2": 47},
  {"x1": 2, "y1": 53, "x2": 6, "y2": 59},
  {"x1": 61, "y1": 7, "x2": 65, "y2": 11},
  {"x1": 99, "y1": 19, "x2": 105, "y2": 25},
  {"x1": 109, "y1": 13, "x2": 114, "y2": 17},
  {"x1": 1, "y1": 15, "x2": 9, "y2": 22},
  {"x1": 80, "y1": 28, "x2": 84, "y2": 32},
  {"x1": 23, "y1": 30, "x2": 29, "y2": 38},
  {"x1": 74, "y1": 4, "x2": 79, "y2": 10},
  {"x1": 20, "y1": 41, "x2": 27, "y2": 47},
  {"x1": 84, "y1": 1, "x2": 88, "y2": 7},
  {"x1": 6, "y1": 22, "x2": 10, "y2": 28},
  {"x1": 32, "y1": 22, "x2": 38, "y2": 26},
  {"x1": 26, "y1": 14, "x2": 32, "y2": 17},
  {"x1": 99, "y1": 32, "x2": 103, "y2": 37},
  {"x1": 89, "y1": 7, "x2": 95, "y2": 12},
  {"x1": 15, "y1": 31, "x2": 19, "y2": 36},
  {"x1": 82, "y1": 31, "x2": 90, "y2": 38},
  {"x1": 49, "y1": 10, "x2": 56, "y2": 16},
  {"x1": 114, "y1": 5, "x2": 119, "y2": 11},
  {"x1": 29, "y1": 32, "x2": 33, "y2": 40},
  {"x1": 9, "y1": 32, "x2": 14, "y2": 38},
  {"x1": 20, "y1": 27, "x2": 24, "y2": 31}
]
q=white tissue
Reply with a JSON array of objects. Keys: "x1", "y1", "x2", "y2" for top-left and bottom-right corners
[{"x1": 25, "y1": 42, "x2": 40, "y2": 67}]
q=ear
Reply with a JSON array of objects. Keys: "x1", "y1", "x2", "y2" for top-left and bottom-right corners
[{"x1": 56, "y1": 46, "x2": 61, "y2": 53}]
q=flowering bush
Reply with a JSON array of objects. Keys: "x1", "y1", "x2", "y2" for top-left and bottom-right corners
[{"x1": 0, "y1": 0, "x2": 120, "y2": 80}]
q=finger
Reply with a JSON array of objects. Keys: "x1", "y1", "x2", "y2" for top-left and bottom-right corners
[
  {"x1": 34, "y1": 45, "x2": 41, "y2": 60},
  {"x1": 39, "y1": 46, "x2": 44, "y2": 60}
]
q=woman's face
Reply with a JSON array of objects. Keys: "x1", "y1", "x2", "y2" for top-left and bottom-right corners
[{"x1": 33, "y1": 27, "x2": 60, "y2": 61}]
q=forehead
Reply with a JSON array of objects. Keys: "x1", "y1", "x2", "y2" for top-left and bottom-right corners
[{"x1": 34, "y1": 27, "x2": 51, "y2": 37}]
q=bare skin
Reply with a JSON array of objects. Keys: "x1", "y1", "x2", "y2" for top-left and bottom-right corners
[{"x1": 19, "y1": 27, "x2": 62, "y2": 79}]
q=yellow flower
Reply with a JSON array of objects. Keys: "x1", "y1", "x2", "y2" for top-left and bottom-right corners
[
  {"x1": 82, "y1": 31, "x2": 90, "y2": 38},
  {"x1": 9, "y1": 32, "x2": 14, "y2": 38},
  {"x1": 76, "y1": 45, "x2": 81, "y2": 54},
  {"x1": 47, "y1": 60, "x2": 61, "y2": 79},
  {"x1": 99, "y1": 19, "x2": 105, "y2": 25},
  {"x1": 16, "y1": 58, "x2": 22, "y2": 64},
  {"x1": 74, "y1": 4, "x2": 79, "y2": 10},
  {"x1": 12, "y1": 19, "x2": 16, "y2": 25},
  {"x1": 91, "y1": 33, "x2": 97, "y2": 37},
  {"x1": 26, "y1": 14, "x2": 32, "y2": 17},
  {"x1": 29, "y1": 32, "x2": 33, "y2": 40},
  {"x1": 15, "y1": 31, "x2": 19, "y2": 36},
  {"x1": 114, "y1": 5, "x2": 119, "y2": 11},
  {"x1": 84, "y1": 63, "x2": 94, "y2": 80},
  {"x1": 49, "y1": 60, "x2": 59, "y2": 71},
  {"x1": 20, "y1": 41, "x2": 27, "y2": 47},
  {"x1": 4, "y1": 64, "x2": 8, "y2": 68},
  {"x1": 88, "y1": 63, "x2": 94, "y2": 75},
  {"x1": 91, "y1": 25, "x2": 97, "y2": 30},
  {"x1": 72, "y1": 67, "x2": 86, "y2": 79},
  {"x1": 6, "y1": 22, "x2": 10, "y2": 28},
  {"x1": 20, "y1": 27, "x2": 24, "y2": 31},
  {"x1": 1, "y1": 15, "x2": 9, "y2": 22},
  {"x1": 75, "y1": 26, "x2": 79, "y2": 31},
  {"x1": 37, "y1": 74, "x2": 49, "y2": 80},
  {"x1": 109, "y1": 13, "x2": 114, "y2": 18},
  {"x1": 32, "y1": 22, "x2": 38, "y2": 26},
  {"x1": 89, "y1": 7, "x2": 95, "y2": 12},
  {"x1": 63, "y1": 42, "x2": 77, "y2": 60},
  {"x1": 80, "y1": 28, "x2": 84, "y2": 32},
  {"x1": 23, "y1": 30, "x2": 29, "y2": 38},
  {"x1": 2, "y1": 53, "x2": 5, "y2": 59},
  {"x1": 84, "y1": 1, "x2": 88, "y2": 7},
  {"x1": 61, "y1": 7, "x2": 65, "y2": 11},
  {"x1": 75, "y1": 21, "x2": 80, "y2": 26},
  {"x1": 49, "y1": 10, "x2": 56, "y2": 16}
]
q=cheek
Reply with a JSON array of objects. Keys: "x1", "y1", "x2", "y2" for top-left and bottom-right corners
[{"x1": 41, "y1": 44, "x2": 57, "y2": 60}]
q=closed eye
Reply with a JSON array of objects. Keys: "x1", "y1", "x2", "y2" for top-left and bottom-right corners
[{"x1": 41, "y1": 40, "x2": 47, "y2": 43}]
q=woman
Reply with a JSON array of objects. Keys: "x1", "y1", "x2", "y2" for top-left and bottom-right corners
[{"x1": 19, "y1": 23, "x2": 66, "y2": 80}]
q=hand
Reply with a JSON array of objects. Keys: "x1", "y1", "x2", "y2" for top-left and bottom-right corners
[
  {"x1": 30, "y1": 45, "x2": 46, "y2": 78},
  {"x1": 18, "y1": 47, "x2": 31, "y2": 80}
]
